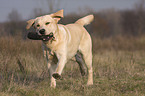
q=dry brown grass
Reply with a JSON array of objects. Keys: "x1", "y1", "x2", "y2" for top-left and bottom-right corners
[
  {"x1": 92, "y1": 35, "x2": 145, "y2": 52},
  {"x1": 0, "y1": 36, "x2": 145, "y2": 96}
]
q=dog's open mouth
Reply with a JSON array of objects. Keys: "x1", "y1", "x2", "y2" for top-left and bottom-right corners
[
  {"x1": 41, "y1": 33, "x2": 54, "y2": 41},
  {"x1": 27, "y1": 32, "x2": 55, "y2": 41}
]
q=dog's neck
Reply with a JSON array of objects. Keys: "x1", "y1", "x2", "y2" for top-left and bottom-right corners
[
  {"x1": 54, "y1": 24, "x2": 60, "y2": 41},
  {"x1": 42, "y1": 24, "x2": 62, "y2": 50}
]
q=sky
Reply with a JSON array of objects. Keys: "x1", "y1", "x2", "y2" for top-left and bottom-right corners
[{"x1": 0, "y1": 0, "x2": 139, "y2": 22}]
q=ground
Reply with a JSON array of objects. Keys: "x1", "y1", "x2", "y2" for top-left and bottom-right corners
[{"x1": 0, "y1": 36, "x2": 144, "y2": 96}]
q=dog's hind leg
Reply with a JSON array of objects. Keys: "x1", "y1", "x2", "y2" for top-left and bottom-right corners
[
  {"x1": 79, "y1": 36, "x2": 93, "y2": 85},
  {"x1": 82, "y1": 50, "x2": 93, "y2": 85},
  {"x1": 75, "y1": 52, "x2": 87, "y2": 76}
]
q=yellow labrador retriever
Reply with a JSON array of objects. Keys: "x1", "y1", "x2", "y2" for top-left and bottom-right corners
[{"x1": 26, "y1": 9, "x2": 94, "y2": 88}]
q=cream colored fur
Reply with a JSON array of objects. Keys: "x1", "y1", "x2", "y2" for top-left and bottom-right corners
[{"x1": 26, "y1": 9, "x2": 94, "y2": 88}]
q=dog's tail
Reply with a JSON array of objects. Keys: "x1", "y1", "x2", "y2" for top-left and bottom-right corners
[{"x1": 75, "y1": 15, "x2": 94, "y2": 26}]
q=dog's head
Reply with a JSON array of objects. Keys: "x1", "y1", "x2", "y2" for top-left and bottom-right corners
[{"x1": 26, "y1": 10, "x2": 63, "y2": 37}]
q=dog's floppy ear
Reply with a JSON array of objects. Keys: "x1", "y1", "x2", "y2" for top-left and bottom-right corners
[
  {"x1": 26, "y1": 19, "x2": 35, "y2": 29},
  {"x1": 50, "y1": 9, "x2": 64, "y2": 22}
]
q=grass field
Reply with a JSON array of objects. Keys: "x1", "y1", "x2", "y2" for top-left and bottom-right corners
[{"x1": 0, "y1": 36, "x2": 145, "y2": 96}]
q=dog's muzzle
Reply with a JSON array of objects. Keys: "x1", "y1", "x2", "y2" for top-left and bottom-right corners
[{"x1": 39, "y1": 29, "x2": 45, "y2": 35}]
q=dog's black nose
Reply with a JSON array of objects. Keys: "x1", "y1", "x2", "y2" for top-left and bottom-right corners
[{"x1": 39, "y1": 29, "x2": 45, "y2": 35}]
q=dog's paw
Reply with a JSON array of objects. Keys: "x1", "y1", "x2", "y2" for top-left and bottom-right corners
[
  {"x1": 87, "y1": 81, "x2": 93, "y2": 86},
  {"x1": 52, "y1": 73, "x2": 61, "y2": 80}
]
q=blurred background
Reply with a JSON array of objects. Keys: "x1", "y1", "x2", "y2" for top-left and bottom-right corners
[
  {"x1": 0, "y1": 0, "x2": 144, "y2": 38},
  {"x1": 0, "y1": 0, "x2": 145, "y2": 51}
]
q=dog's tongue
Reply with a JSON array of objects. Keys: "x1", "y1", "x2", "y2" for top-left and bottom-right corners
[{"x1": 43, "y1": 36, "x2": 50, "y2": 41}]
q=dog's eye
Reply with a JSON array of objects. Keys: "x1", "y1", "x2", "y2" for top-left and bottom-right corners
[
  {"x1": 45, "y1": 22, "x2": 50, "y2": 25},
  {"x1": 37, "y1": 24, "x2": 40, "y2": 27}
]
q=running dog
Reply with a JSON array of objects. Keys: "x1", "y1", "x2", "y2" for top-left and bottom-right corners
[{"x1": 26, "y1": 10, "x2": 94, "y2": 88}]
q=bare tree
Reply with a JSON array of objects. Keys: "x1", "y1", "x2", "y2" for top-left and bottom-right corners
[
  {"x1": 33, "y1": 8, "x2": 45, "y2": 17},
  {"x1": 135, "y1": 0, "x2": 145, "y2": 11},
  {"x1": 32, "y1": 0, "x2": 60, "y2": 17},
  {"x1": 100, "y1": 9, "x2": 123, "y2": 36},
  {"x1": 7, "y1": 9, "x2": 23, "y2": 36},
  {"x1": 8, "y1": 9, "x2": 22, "y2": 22},
  {"x1": 46, "y1": 0, "x2": 60, "y2": 12},
  {"x1": 134, "y1": 0, "x2": 145, "y2": 35}
]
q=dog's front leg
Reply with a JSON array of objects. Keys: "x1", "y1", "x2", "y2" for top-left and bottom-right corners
[
  {"x1": 48, "y1": 63, "x2": 57, "y2": 88},
  {"x1": 44, "y1": 49, "x2": 57, "y2": 88},
  {"x1": 52, "y1": 55, "x2": 67, "y2": 79}
]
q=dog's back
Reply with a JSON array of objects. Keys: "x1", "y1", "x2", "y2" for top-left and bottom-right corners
[{"x1": 59, "y1": 15, "x2": 94, "y2": 59}]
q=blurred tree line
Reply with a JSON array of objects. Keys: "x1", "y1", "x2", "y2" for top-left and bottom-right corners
[{"x1": 0, "y1": 0, "x2": 145, "y2": 39}]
